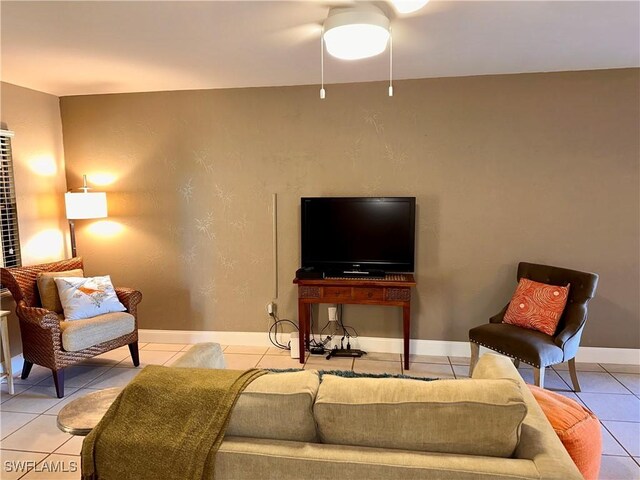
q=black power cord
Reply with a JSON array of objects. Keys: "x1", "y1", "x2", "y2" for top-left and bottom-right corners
[
  {"x1": 337, "y1": 305, "x2": 358, "y2": 349},
  {"x1": 268, "y1": 311, "x2": 298, "y2": 350},
  {"x1": 308, "y1": 306, "x2": 331, "y2": 353}
]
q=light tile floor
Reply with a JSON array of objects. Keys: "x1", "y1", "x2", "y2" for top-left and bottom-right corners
[{"x1": 0, "y1": 342, "x2": 638, "y2": 479}]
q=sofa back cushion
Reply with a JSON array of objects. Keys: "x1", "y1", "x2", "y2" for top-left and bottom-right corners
[
  {"x1": 314, "y1": 376, "x2": 527, "y2": 457},
  {"x1": 227, "y1": 370, "x2": 319, "y2": 442}
]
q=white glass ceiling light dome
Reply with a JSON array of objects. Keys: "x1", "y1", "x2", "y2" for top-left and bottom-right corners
[
  {"x1": 323, "y1": 6, "x2": 390, "y2": 60},
  {"x1": 391, "y1": 0, "x2": 430, "y2": 14}
]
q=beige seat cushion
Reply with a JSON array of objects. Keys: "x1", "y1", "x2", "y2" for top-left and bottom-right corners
[
  {"x1": 60, "y1": 312, "x2": 135, "y2": 352},
  {"x1": 36, "y1": 269, "x2": 84, "y2": 313},
  {"x1": 227, "y1": 370, "x2": 319, "y2": 442},
  {"x1": 314, "y1": 376, "x2": 527, "y2": 458}
]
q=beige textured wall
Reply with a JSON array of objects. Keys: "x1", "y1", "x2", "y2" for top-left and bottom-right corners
[
  {"x1": 60, "y1": 69, "x2": 639, "y2": 348},
  {"x1": 1, "y1": 81, "x2": 69, "y2": 358}
]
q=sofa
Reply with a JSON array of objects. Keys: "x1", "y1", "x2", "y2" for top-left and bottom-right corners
[{"x1": 213, "y1": 353, "x2": 582, "y2": 480}]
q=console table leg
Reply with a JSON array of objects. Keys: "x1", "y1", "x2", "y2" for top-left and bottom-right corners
[{"x1": 403, "y1": 305, "x2": 411, "y2": 371}]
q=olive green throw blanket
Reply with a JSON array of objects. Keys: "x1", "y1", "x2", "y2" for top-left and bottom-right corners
[{"x1": 81, "y1": 365, "x2": 265, "y2": 480}]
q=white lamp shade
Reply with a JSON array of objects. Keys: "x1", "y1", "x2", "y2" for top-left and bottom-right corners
[
  {"x1": 65, "y1": 191, "x2": 108, "y2": 220},
  {"x1": 323, "y1": 6, "x2": 390, "y2": 60}
]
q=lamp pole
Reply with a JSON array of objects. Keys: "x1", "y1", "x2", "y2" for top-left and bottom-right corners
[{"x1": 69, "y1": 219, "x2": 77, "y2": 257}]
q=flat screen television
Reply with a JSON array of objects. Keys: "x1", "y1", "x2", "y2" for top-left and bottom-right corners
[{"x1": 300, "y1": 197, "x2": 416, "y2": 275}]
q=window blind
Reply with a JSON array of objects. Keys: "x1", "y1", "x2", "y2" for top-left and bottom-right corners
[{"x1": 0, "y1": 129, "x2": 21, "y2": 269}]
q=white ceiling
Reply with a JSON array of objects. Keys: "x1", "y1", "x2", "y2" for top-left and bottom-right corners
[{"x1": 1, "y1": 1, "x2": 638, "y2": 97}]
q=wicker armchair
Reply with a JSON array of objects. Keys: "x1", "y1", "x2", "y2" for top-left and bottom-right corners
[{"x1": 1, "y1": 257, "x2": 142, "y2": 398}]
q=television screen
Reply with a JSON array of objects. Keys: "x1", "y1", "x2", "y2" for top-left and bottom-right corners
[{"x1": 301, "y1": 197, "x2": 416, "y2": 274}]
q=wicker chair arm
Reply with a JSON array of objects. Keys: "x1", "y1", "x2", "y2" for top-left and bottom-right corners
[
  {"x1": 115, "y1": 287, "x2": 142, "y2": 314},
  {"x1": 16, "y1": 302, "x2": 61, "y2": 330}
]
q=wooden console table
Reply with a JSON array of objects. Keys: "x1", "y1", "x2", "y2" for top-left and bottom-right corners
[{"x1": 294, "y1": 274, "x2": 416, "y2": 370}]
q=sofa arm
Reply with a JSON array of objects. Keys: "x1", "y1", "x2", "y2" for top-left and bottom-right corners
[
  {"x1": 115, "y1": 287, "x2": 142, "y2": 316},
  {"x1": 471, "y1": 353, "x2": 521, "y2": 381}
]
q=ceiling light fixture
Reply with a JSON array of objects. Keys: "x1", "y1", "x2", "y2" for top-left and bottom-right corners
[
  {"x1": 390, "y1": 0, "x2": 430, "y2": 14},
  {"x1": 320, "y1": 5, "x2": 393, "y2": 99},
  {"x1": 323, "y1": 5, "x2": 390, "y2": 61}
]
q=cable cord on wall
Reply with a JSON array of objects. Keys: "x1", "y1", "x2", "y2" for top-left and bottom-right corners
[
  {"x1": 268, "y1": 313, "x2": 298, "y2": 350},
  {"x1": 308, "y1": 307, "x2": 329, "y2": 350},
  {"x1": 338, "y1": 305, "x2": 358, "y2": 338},
  {"x1": 310, "y1": 307, "x2": 321, "y2": 345}
]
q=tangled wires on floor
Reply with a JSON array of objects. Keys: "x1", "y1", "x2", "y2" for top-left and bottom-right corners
[{"x1": 268, "y1": 305, "x2": 358, "y2": 352}]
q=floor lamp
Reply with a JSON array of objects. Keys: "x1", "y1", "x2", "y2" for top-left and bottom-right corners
[{"x1": 64, "y1": 175, "x2": 108, "y2": 257}]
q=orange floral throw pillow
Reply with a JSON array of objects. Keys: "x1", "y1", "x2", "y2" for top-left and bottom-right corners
[{"x1": 503, "y1": 278, "x2": 569, "y2": 336}]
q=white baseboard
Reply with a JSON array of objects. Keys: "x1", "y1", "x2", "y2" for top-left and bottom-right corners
[{"x1": 138, "y1": 329, "x2": 640, "y2": 365}]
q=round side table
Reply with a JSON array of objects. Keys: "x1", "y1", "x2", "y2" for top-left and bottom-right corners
[{"x1": 57, "y1": 387, "x2": 122, "y2": 436}]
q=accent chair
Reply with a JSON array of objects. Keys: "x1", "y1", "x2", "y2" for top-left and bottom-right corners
[
  {"x1": 1, "y1": 257, "x2": 141, "y2": 398},
  {"x1": 468, "y1": 262, "x2": 598, "y2": 391}
]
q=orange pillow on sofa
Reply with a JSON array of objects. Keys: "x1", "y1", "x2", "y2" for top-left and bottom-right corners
[
  {"x1": 528, "y1": 385, "x2": 601, "y2": 480},
  {"x1": 503, "y1": 278, "x2": 569, "y2": 335}
]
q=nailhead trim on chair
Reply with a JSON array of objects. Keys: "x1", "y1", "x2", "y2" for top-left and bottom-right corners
[{"x1": 469, "y1": 340, "x2": 540, "y2": 369}]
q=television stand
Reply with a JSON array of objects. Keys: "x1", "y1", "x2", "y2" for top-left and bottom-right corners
[{"x1": 294, "y1": 274, "x2": 416, "y2": 370}]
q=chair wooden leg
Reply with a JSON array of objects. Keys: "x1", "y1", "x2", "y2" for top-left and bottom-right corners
[
  {"x1": 52, "y1": 369, "x2": 64, "y2": 398},
  {"x1": 568, "y1": 358, "x2": 581, "y2": 392},
  {"x1": 469, "y1": 342, "x2": 480, "y2": 377},
  {"x1": 128, "y1": 342, "x2": 140, "y2": 367},
  {"x1": 533, "y1": 367, "x2": 545, "y2": 389},
  {"x1": 21, "y1": 361, "x2": 33, "y2": 380},
  {"x1": 513, "y1": 358, "x2": 520, "y2": 368}
]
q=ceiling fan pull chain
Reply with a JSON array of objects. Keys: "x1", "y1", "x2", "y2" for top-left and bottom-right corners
[
  {"x1": 389, "y1": 28, "x2": 394, "y2": 97},
  {"x1": 320, "y1": 28, "x2": 326, "y2": 100}
]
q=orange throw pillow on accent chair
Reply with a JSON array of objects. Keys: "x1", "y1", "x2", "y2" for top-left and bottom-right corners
[
  {"x1": 528, "y1": 385, "x2": 601, "y2": 480},
  {"x1": 503, "y1": 278, "x2": 569, "y2": 335}
]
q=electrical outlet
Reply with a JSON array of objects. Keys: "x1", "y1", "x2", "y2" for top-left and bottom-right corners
[
  {"x1": 266, "y1": 302, "x2": 277, "y2": 316},
  {"x1": 328, "y1": 305, "x2": 338, "y2": 322}
]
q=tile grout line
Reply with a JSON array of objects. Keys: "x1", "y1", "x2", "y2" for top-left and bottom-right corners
[
  {"x1": 1, "y1": 446, "x2": 69, "y2": 455},
  {"x1": 601, "y1": 454, "x2": 639, "y2": 457},
  {"x1": 257, "y1": 353, "x2": 266, "y2": 367},
  {"x1": 0, "y1": 413, "x2": 42, "y2": 441},
  {"x1": 446, "y1": 356, "x2": 456, "y2": 379},
  {"x1": 53, "y1": 431, "x2": 79, "y2": 456},
  {"x1": 60, "y1": 362, "x2": 119, "y2": 391},
  {"x1": 553, "y1": 367, "x2": 574, "y2": 392},
  {"x1": 600, "y1": 420, "x2": 636, "y2": 459},
  {"x1": 599, "y1": 364, "x2": 639, "y2": 396}
]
